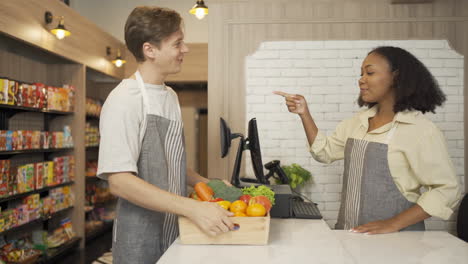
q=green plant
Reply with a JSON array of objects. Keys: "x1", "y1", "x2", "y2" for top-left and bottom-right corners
[
  {"x1": 279, "y1": 163, "x2": 312, "y2": 189},
  {"x1": 207, "y1": 179, "x2": 243, "y2": 202}
]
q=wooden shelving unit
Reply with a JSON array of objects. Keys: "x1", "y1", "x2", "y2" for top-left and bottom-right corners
[{"x1": 0, "y1": 0, "x2": 125, "y2": 252}]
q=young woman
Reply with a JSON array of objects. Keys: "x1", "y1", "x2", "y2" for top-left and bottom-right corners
[{"x1": 275, "y1": 46, "x2": 461, "y2": 234}]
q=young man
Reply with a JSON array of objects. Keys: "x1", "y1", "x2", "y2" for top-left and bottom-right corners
[{"x1": 97, "y1": 6, "x2": 234, "y2": 264}]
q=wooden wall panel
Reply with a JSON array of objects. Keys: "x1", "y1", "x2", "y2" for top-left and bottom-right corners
[
  {"x1": 0, "y1": 0, "x2": 127, "y2": 79},
  {"x1": 124, "y1": 43, "x2": 208, "y2": 82},
  {"x1": 207, "y1": 0, "x2": 468, "y2": 191}
]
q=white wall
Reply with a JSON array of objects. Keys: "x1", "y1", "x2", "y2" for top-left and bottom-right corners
[
  {"x1": 245, "y1": 40, "x2": 465, "y2": 233},
  {"x1": 70, "y1": 0, "x2": 208, "y2": 43}
]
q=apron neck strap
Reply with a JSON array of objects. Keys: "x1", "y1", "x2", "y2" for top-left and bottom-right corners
[{"x1": 135, "y1": 71, "x2": 150, "y2": 113}]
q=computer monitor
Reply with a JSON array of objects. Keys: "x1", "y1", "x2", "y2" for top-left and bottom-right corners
[{"x1": 220, "y1": 117, "x2": 269, "y2": 187}]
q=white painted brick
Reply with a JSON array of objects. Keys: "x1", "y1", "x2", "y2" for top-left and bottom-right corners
[
  {"x1": 420, "y1": 59, "x2": 444, "y2": 68},
  {"x1": 280, "y1": 50, "x2": 309, "y2": 59},
  {"x1": 438, "y1": 103, "x2": 459, "y2": 113},
  {"x1": 339, "y1": 103, "x2": 357, "y2": 112},
  {"x1": 430, "y1": 49, "x2": 462, "y2": 59},
  {"x1": 445, "y1": 131, "x2": 464, "y2": 140},
  {"x1": 314, "y1": 175, "x2": 341, "y2": 184},
  {"x1": 321, "y1": 210, "x2": 339, "y2": 219},
  {"x1": 446, "y1": 95, "x2": 463, "y2": 104},
  {"x1": 263, "y1": 41, "x2": 296, "y2": 50},
  {"x1": 449, "y1": 148, "x2": 465, "y2": 158},
  {"x1": 339, "y1": 68, "x2": 359, "y2": 77},
  {"x1": 445, "y1": 113, "x2": 464, "y2": 122},
  {"x1": 295, "y1": 41, "x2": 324, "y2": 50},
  {"x1": 431, "y1": 68, "x2": 459, "y2": 77},
  {"x1": 309, "y1": 50, "x2": 339, "y2": 59},
  {"x1": 246, "y1": 95, "x2": 265, "y2": 104},
  {"x1": 324, "y1": 59, "x2": 353, "y2": 68},
  {"x1": 408, "y1": 49, "x2": 429, "y2": 59},
  {"x1": 251, "y1": 50, "x2": 280, "y2": 59},
  {"x1": 385, "y1": 40, "x2": 445, "y2": 49},
  {"x1": 312, "y1": 104, "x2": 339, "y2": 112},
  {"x1": 281, "y1": 69, "x2": 310, "y2": 77},
  {"x1": 322, "y1": 193, "x2": 341, "y2": 202},
  {"x1": 447, "y1": 77, "x2": 463, "y2": 86},
  {"x1": 339, "y1": 49, "x2": 367, "y2": 59},
  {"x1": 267, "y1": 77, "x2": 297, "y2": 86},
  {"x1": 295, "y1": 77, "x2": 328, "y2": 86},
  {"x1": 441, "y1": 86, "x2": 460, "y2": 95},
  {"x1": 248, "y1": 68, "x2": 283, "y2": 77},
  {"x1": 325, "y1": 202, "x2": 341, "y2": 211},
  {"x1": 293, "y1": 60, "x2": 322, "y2": 68},
  {"x1": 444, "y1": 59, "x2": 464, "y2": 68},
  {"x1": 325, "y1": 184, "x2": 342, "y2": 193},
  {"x1": 249, "y1": 87, "x2": 274, "y2": 95},
  {"x1": 247, "y1": 78, "x2": 267, "y2": 85},
  {"x1": 437, "y1": 122, "x2": 463, "y2": 131},
  {"x1": 312, "y1": 68, "x2": 338, "y2": 77}
]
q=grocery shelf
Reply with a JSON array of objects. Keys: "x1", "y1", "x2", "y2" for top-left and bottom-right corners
[
  {"x1": 0, "y1": 147, "x2": 74, "y2": 156},
  {"x1": 38, "y1": 237, "x2": 82, "y2": 264},
  {"x1": 0, "y1": 206, "x2": 74, "y2": 236},
  {"x1": 85, "y1": 220, "x2": 114, "y2": 243},
  {"x1": 0, "y1": 104, "x2": 74, "y2": 115},
  {"x1": 0, "y1": 181, "x2": 75, "y2": 204}
]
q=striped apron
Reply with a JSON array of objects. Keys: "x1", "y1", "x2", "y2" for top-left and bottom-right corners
[
  {"x1": 112, "y1": 71, "x2": 187, "y2": 263},
  {"x1": 336, "y1": 123, "x2": 425, "y2": 231}
]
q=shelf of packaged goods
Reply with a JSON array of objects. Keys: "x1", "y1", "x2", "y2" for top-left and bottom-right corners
[
  {"x1": 0, "y1": 147, "x2": 74, "y2": 156},
  {"x1": 85, "y1": 176, "x2": 100, "y2": 182},
  {"x1": 91, "y1": 197, "x2": 117, "y2": 207},
  {"x1": 38, "y1": 237, "x2": 82, "y2": 264},
  {"x1": 0, "y1": 181, "x2": 75, "y2": 204},
  {"x1": 85, "y1": 114, "x2": 100, "y2": 121},
  {"x1": 85, "y1": 220, "x2": 114, "y2": 243},
  {"x1": 0, "y1": 104, "x2": 73, "y2": 115},
  {"x1": 85, "y1": 145, "x2": 99, "y2": 150},
  {"x1": 0, "y1": 206, "x2": 74, "y2": 236}
]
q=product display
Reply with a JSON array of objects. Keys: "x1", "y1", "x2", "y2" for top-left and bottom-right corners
[
  {"x1": 0, "y1": 77, "x2": 75, "y2": 112},
  {"x1": 0, "y1": 126, "x2": 73, "y2": 151},
  {"x1": 85, "y1": 123, "x2": 99, "y2": 147},
  {"x1": 0, "y1": 186, "x2": 74, "y2": 233},
  {"x1": 86, "y1": 160, "x2": 98, "y2": 177},
  {"x1": 0, "y1": 156, "x2": 74, "y2": 197},
  {"x1": 86, "y1": 181, "x2": 114, "y2": 205},
  {"x1": 86, "y1": 98, "x2": 102, "y2": 117}
]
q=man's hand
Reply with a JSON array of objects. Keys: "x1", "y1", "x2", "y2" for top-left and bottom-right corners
[
  {"x1": 350, "y1": 219, "x2": 401, "y2": 235},
  {"x1": 187, "y1": 201, "x2": 235, "y2": 236}
]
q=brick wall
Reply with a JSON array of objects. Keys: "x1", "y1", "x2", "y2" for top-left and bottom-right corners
[{"x1": 245, "y1": 40, "x2": 464, "y2": 233}]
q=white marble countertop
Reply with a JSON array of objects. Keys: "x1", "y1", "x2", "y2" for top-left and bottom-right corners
[{"x1": 157, "y1": 219, "x2": 468, "y2": 264}]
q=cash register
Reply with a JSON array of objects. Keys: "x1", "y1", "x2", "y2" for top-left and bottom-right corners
[{"x1": 220, "y1": 117, "x2": 322, "y2": 219}]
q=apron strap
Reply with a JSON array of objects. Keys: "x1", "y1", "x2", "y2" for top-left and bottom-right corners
[{"x1": 135, "y1": 71, "x2": 150, "y2": 114}]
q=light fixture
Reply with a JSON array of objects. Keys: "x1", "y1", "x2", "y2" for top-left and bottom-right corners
[
  {"x1": 45, "y1": 11, "x2": 71, "y2": 40},
  {"x1": 106, "y1": 47, "x2": 127, "y2": 68},
  {"x1": 189, "y1": 0, "x2": 208, "y2": 20}
]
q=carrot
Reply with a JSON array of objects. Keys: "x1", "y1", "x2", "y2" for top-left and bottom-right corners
[{"x1": 194, "y1": 182, "x2": 214, "y2": 201}]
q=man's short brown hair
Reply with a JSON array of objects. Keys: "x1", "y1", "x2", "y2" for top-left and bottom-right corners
[{"x1": 125, "y1": 6, "x2": 182, "y2": 62}]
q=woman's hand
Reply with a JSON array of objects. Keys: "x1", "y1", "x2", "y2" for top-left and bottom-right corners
[
  {"x1": 187, "y1": 201, "x2": 235, "y2": 237},
  {"x1": 273, "y1": 91, "x2": 309, "y2": 116},
  {"x1": 350, "y1": 219, "x2": 401, "y2": 235}
]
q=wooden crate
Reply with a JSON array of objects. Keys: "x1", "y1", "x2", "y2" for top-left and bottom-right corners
[{"x1": 178, "y1": 214, "x2": 270, "y2": 245}]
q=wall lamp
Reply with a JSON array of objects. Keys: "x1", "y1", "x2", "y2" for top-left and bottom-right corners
[
  {"x1": 45, "y1": 11, "x2": 71, "y2": 40},
  {"x1": 106, "y1": 47, "x2": 127, "y2": 68},
  {"x1": 189, "y1": 0, "x2": 209, "y2": 20}
]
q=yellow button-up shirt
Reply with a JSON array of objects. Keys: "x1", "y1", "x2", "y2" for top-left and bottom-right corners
[{"x1": 310, "y1": 106, "x2": 462, "y2": 220}]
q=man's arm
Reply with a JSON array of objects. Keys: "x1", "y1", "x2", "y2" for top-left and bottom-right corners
[{"x1": 107, "y1": 172, "x2": 234, "y2": 236}]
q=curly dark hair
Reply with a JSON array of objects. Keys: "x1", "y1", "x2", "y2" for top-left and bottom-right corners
[{"x1": 358, "y1": 46, "x2": 446, "y2": 114}]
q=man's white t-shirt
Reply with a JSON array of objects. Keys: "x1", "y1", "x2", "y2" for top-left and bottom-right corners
[{"x1": 97, "y1": 79, "x2": 181, "y2": 179}]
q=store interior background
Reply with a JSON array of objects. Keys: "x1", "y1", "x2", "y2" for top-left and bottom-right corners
[{"x1": 0, "y1": 0, "x2": 466, "y2": 263}]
